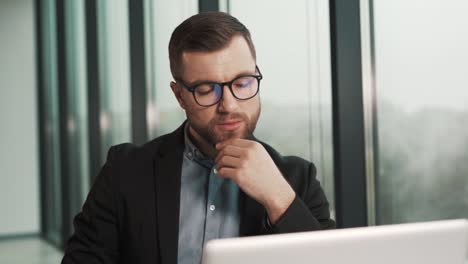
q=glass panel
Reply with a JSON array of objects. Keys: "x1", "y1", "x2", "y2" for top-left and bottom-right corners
[
  {"x1": 40, "y1": 0, "x2": 62, "y2": 246},
  {"x1": 373, "y1": 0, "x2": 468, "y2": 224},
  {"x1": 145, "y1": 0, "x2": 334, "y2": 213},
  {"x1": 229, "y1": 0, "x2": 335, "y2": 214},
  {"x1": 64, "y1": 0, "x2": 89, "y2": 237},
  {"x1": 97, "y1": 0, "x2": 132, "y2": 161},
  {"x1": 145, "y1": 0, "x2": 198, "y2": 138}
]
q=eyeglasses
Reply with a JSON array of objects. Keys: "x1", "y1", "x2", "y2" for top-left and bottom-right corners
[{"x1": 175, "y1": 66, "x2": 263, "y2": 107}]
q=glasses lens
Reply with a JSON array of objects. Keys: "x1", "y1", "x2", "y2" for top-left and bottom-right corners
[
  {"x1": 194, "y1": 83, "x2": 222, "y2": 106},
  {"x1": 232, "y1": 76, "x2": 259, "y2": 99}
]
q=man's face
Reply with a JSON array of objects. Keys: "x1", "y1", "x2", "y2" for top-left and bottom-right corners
[{"x1": 171, "y1": 35, "x2": 261, "y2": 146}]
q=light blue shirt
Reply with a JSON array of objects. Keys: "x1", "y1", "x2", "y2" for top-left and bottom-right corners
[{"x1": 177, "y1": 124, "x2": 240, "y2": 264}]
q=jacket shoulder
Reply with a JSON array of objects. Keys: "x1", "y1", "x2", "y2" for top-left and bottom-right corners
[
  {"x1": 260, "y1": 141, "x2": 315, "y2": 173},
  {"x1": 259, "y1": 141, "x2": 319, "y2": 194},
  {"x1": 105, "y1": 132, "x2": 175, "y2": 163}
]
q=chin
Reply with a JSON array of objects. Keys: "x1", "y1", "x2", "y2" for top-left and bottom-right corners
[{"x1": 213, "y1": 128, "x2": 249, "y2": 143}]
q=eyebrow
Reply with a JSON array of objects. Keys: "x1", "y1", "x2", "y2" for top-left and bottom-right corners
[{"x1": 185, "y1": 69, "x2": 257, "y2": 87}]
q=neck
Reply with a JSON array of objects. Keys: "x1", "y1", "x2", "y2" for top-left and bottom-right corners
[{"x1": 187, "y1": 125, "x2": 217, "y2": 160}]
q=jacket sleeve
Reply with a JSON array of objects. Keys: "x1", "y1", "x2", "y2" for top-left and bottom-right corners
[
  {"x1": 61, "y1": 146, "x2": 121, "y2": 264},
  {"x1": 267, "y1": 162, "x2": 336, "y2": 234}
]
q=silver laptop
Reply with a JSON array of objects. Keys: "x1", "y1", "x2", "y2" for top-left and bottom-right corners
[{"x1": 202, "y1": 219, "x2": 468, "y2": 264}]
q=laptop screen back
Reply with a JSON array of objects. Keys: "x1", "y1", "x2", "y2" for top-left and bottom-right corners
[{"x1": 202, "y1": 219, "x2": 468, "y2": 264}]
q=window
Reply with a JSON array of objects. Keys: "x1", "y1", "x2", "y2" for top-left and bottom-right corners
[
  {"x1": 63, "y1": 0, "x2": 89, "y2": 238},
  {"x1": 373, "y1": 0, "x2": 468, "y2": 224},
  {"x1": 96, "y1": 0, "x2": 132, "y2": 161},
  {"x1": 145, "y1": 0, "x2": 198, "y2": 138},
  {"x1": 39, "y1": 0, "x2": 62, "y2": 245}
]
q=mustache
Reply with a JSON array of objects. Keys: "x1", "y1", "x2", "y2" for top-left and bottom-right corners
[{"x1": 213, "y1": 113, "x2": 248, "y2": 123}]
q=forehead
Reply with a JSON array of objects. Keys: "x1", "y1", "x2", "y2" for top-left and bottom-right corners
[{"x1": 181, "y1": 35, "x2": 256, "y2": 83}]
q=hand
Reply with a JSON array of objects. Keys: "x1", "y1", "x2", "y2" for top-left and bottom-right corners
[{"x1": 215, "y1": 139, "x2": 295, "y2": 224}]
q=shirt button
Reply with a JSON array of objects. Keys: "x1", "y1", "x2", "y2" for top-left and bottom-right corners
[
  {"x1": 209, "y1": 205, "x2": 216, "y2": 211},
  {"x1": 187, "y1": 151, "x2": 193, "y2": 159}
]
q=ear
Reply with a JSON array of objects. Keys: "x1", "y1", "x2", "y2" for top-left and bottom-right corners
[{"x1": 170, "y1": 81, "x2": 187, "y2": 110}]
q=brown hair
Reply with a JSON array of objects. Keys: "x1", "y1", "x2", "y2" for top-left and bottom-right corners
[{"x1": 168, "y1": 12, "x2": 256, "y2": 78}]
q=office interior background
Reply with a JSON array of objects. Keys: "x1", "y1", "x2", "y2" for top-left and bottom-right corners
[{"x1": 1, "y1": 0, "x2": 467, "y2": 262}]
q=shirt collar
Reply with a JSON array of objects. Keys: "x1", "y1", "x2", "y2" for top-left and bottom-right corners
[{"x1": 183, "y1": 122, "x2": 214, "y2": 167}]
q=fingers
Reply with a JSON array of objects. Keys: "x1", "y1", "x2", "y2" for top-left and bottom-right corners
[
  {"x1": 214, "y1": 139, "x2": 260, "y2": 183},
  {"x1": 214, "y1": 145, "x2": 244, "y2": 163},
  {"x1": 216, "y1": 167, "x2": 240, "y2": 180},
  {"x1": 216, "y1": 155, "x2": 242, "y2": 169},
  {"x1": 215, "y1": 138, "x2": 258, "y2": 163}
]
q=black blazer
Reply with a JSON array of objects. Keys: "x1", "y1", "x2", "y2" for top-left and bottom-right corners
[{"x1": 62, "y1": 122, "x2": 335, "y2": 264}]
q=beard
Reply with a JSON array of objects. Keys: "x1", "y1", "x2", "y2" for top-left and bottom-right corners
[{"x1": 188, "y1": 104, "x2": 261, "y2": 147}]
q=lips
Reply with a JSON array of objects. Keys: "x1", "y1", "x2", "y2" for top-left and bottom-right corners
[{"x1": 217, "y1": 120, "x2": 243, "y2": 131}]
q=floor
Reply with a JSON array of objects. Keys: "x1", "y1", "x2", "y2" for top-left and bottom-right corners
[{"x1": 0, "y1": 237, "x2": 62, "y2": 264}]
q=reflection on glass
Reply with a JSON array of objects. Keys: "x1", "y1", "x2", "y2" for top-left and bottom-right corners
[
  {"x1": 41, "y1": 0, "x2": 62, "y2": 246},
  {"x1": 64, "y1": 0, "x2": 89, "y2": 238},
  {"x1": 97, "y1": 0, "x2": 132, "y2": 161},
  {"x1": 373, "y1": 0, "x2": 468, "y2": 224}
]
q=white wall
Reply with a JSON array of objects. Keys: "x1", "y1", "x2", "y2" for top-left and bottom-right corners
[{"x1": 0, "y1": 0, "x2": 40, "y2": 236}]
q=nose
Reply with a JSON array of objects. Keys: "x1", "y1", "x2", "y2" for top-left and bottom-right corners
[{"x1": 217, "y1": 84, "x2": 239, "y2": 112}]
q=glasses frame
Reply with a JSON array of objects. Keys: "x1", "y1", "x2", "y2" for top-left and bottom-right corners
[{"x1": 175, "y1": 65, "x2": 263, "y2": 107}]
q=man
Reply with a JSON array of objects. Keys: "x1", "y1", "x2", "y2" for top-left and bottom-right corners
[{"x1": 62, "y1": 12, "x2": 335, "y2": 264}]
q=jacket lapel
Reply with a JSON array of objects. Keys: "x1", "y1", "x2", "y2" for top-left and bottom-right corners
[
  {"x1": 151, "y1": 124, "x2": 279, "y2": 262},
  {"x1": 153, "y1": 123, "x2": 185, "y2": 264}
]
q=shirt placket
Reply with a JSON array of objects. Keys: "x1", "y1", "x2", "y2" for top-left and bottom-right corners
[{"x1": 203, "y1": 166, "x2": 222, "y2": 243}]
